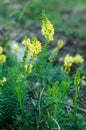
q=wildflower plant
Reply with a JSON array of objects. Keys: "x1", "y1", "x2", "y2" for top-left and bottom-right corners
[
  {"x1": 0, "y1": 12, "x2": 85, "y2": 130},
  {"x1": 64, "y1": 54, "x2": 84, "y2": 73},
  {"x1": 42, "y1": 10, "x2": 54, "y2": 43}
]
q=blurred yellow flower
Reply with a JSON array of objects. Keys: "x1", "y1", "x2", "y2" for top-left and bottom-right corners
[
  {"x1": 42, "y1": 12, "x2": 54, "y2": 42},
  {"x1": 64, "y1": 54, "x2": 74, "y2": 73},
  {"x1": 73, "y1": 54, "x2": 84, "y2": 64},
  {"x1": 0, "y1": 77, "x2": 7, "y2": 86},
  {"x1": 22, "y1": 38, "x2": 30, "y2": 46},
  {"x1": 12, "y1": 44, "x2": 19, "y2": 53},
  {"x1": 0, "y1": 54, "x2": 6, "y2": 63},
  {"x1": 64, "y1": 54, "x2": 74, "y2": 64},
  {"x1": 3, "y1": 77, "x2": 7, "y2": 83},
  {"x1": 64, "y1": 54, "x2": 84, "y2": 73},
  {"x1": 0, "y1": 46, "x2": 3, "y2": 54},
  {"x1": 25, "y1": 63, "x2": 33, "y2": 73}
]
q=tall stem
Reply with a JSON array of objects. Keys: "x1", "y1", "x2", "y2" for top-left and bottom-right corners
[{"x1": 73, "y1": 86, "x2": 78, "y2": 129}]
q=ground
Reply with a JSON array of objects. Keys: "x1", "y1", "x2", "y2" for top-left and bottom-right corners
[{"x1": 0, "y1": 0, "x2": 86, "y2": 55}]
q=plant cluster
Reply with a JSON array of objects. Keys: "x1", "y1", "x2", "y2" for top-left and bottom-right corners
[{"x1": 0, "y1": 12, "x2": 86, "y2": 130}]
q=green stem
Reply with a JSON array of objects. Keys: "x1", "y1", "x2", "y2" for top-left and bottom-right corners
[
  {"x1": 22, "y1": 45, "x2": 29, "y2": 65},
  {"x1": 38, "y1": 48, "x2": 46, "y2": 87},
  {"x1": 73, "y1": 86, "x2": 78, "y2": 129}
]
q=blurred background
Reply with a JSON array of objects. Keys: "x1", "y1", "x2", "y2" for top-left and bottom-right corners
[{"x1": 0, "y1": 0, "x2": 86, "y2": 59}]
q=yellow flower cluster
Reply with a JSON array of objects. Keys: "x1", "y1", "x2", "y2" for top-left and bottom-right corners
[
  {"x1": 22, "y1": 37, "x2": 41, "y2": 73},
  {"x1": 22, "y1": 38, "x2": 30, "y2": 46},
  {"x1": 73, "y1": 54, "x2": 84, "y2": 64},
  {"x1": 64, "y1": 54, "x2": 84, "y2": 73},
  {"x1": 0, "y1": 77, "x2": 7, "y2": 86},
  {"x1": 12, "y1": 44, "x2": 19, "y2": 53},
  {"x1": 29, "y1": 37, "x2": 42, "y2": 59},
  {"x1": 64, "y1": 54, "x2": 74, "y2": 73},
  {"x1": 42, "y1": 12, "x2": 54, "y2": 43},
  {"x1": 3, "y1": 77, "x2": 7, "y2": 83},
  {"x1": 0, "y1": 46, "x2": 6, "y2": 63},
  {"x1": 25, "y1": 63, "x2": 33, "y2": 74},
  {"x1": 22, "y1": 37, "x2": 41, "y2": 61}
]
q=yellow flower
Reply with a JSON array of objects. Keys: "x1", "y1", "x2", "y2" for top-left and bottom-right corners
[
  {"x1": 64, "y1": 54, "x2": 74, "y2": 64},
  {"x1": 25, "y1": 63, "x2": 33, "y2": 73},
  {"x1": 3, "y1": 77, "x2": 7, "y2": 83},
  {"x1": 64, "y1": 54, "x2": 84, "y2": 74},
  {"x1": 29, "y1": 37, "x2": 42, "y2": 59},
  {"x1": 0, "y1": 77, "x2": 7, "y2": 86},
  {"x1": 0, "y1": 46, "x2": 3, "y2": 54},
  {"x1": 73, "y1": 54, "x2": 84, "y2": 64},
  {"x1": 22, "y1": 36, "x2": 41, "y2": 62},
  {"x1": 42, "y1": 12, "x2": 54, "y2": 43},
  {"x1": 0, "y1": 54, "x2": 6, "y2": 63},
  {"x1": 22, "y1": 38, "x2": 30, "y2": 46},
  {"x1": 12, "y1": 44, "x2": 19, "y2": 53},
  {"x1": 64, "y1": 54, "x2": 74, "y2": 73}
]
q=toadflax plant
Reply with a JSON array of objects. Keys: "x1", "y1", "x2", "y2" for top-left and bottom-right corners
[{"x1": 0, "y1": 11, "x2": 85, "y2": 130}]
